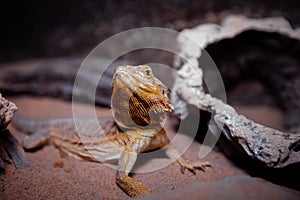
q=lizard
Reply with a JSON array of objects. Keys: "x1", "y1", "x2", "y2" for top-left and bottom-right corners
[{"x1": 13, "y1": 65, "x2": 211, "y2": 198}]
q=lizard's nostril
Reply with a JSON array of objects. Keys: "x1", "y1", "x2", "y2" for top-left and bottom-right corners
[{"x1": 126, "y1": 65, "x2": 134, "y2": 70}]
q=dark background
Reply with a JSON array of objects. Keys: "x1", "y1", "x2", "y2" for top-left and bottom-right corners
[
  {"x1": 1, "y1": 1, "x2": 300, "y2": 196},
  {"x1": 1, "y1": 0, "x2": 300, "y2": 62}
]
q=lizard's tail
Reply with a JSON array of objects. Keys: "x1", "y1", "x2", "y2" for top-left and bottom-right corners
[{"x1": 12, "y1": 115, "x2": 43, "y2": 133}]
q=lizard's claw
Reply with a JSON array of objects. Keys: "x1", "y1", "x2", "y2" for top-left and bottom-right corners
[{"x1": 178, "y1": 158, "x2": 211, "y2": 174}]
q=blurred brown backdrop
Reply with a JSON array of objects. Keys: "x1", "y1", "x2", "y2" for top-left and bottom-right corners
[{"x1": 1, "y1": 0, "x2": 300, "y2": 62}]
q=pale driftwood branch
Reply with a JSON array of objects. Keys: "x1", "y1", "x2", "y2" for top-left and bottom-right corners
[
  {"x1": 0, "y1": 93, "x2": 17, "y2": 129},
  {"x1": 173, "y1": 15, "x2": 300, "y2": 168},
  {"x1": 0, "y1": 93, "x2": 30, "y2": 172}
]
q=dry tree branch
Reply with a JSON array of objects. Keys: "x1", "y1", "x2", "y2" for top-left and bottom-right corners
[{"x1": 173, "y1": 15, "x2": 300, "y2": 168}]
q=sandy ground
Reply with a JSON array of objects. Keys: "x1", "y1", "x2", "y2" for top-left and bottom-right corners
[{"x1": 1, "y1": 96, "x2": 299, "y2": 199}]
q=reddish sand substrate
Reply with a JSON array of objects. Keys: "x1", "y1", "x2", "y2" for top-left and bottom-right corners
[{"x1": 1, "y1": 96, "x2": 299, "y2": 199}]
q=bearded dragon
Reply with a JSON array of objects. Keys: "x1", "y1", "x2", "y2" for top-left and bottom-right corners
[{"x1": 13, "y1": 65, "x2": 211, "y2": 197}]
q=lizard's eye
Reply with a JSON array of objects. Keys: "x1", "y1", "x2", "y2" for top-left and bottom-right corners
[{"x1": 144, "y1": 69, "x2": 152, "y2": 77}]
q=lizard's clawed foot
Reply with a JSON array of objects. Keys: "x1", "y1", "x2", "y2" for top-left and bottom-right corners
[
  {"x1": 116, "y1": 175, "x2": 151, "y2": 198},
  {"x1": 178, "y1": 158, "x2": 211, "y2": 174}
]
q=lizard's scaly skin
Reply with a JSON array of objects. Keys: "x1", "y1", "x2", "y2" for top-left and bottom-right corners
[{"x1": 13, "y1": 65, "x2": 211, "y2": 198}]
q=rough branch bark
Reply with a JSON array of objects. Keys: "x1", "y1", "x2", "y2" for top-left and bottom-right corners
[
  {"x1": 173, "y1": 15, "x2": 300, "y2": 168},
  {"x1": 0, "y1": 93, "x2": 29, "y2": 172}
]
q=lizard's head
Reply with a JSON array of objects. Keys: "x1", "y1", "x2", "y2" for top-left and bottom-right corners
[{"x1": 111, "y1": 65, "x2": 173, "y2": 128}]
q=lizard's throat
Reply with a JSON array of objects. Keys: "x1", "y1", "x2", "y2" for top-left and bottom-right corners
[{"x1": 112, "y1": 89, "x2": 169, "y2": 130}]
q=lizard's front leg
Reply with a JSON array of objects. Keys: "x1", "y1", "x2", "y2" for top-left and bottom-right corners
[
  {"x1": 116, "y1": 139, "x2": 151, "y2": 198},
  {"x1": 149, "y1": 128, "x2": 211, "y2": 173},
  {"x1": 165, "y1": 145, "x2": 211, "y2": 174}
]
